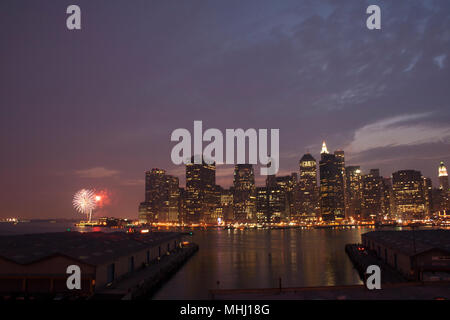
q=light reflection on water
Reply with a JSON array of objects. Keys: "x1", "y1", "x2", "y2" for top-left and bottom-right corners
[{"x1": 153, "y1": 228, "x2": 369, "y2": 299}]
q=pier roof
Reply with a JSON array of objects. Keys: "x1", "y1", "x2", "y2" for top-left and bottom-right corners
[
  {"x1": 362, "y1": 230, "x2": 450, "y2": 256},
  {"x1": 0, "y1": 231, "x2": 181, "y2": 265}
]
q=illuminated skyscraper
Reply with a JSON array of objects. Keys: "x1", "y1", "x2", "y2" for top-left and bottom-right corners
[
  {"x1": 267, "y1": 186, "x2": 283, "y2": 223},
  {"x1": 138, "y1": 202, "x2": 152, "y2": 224},
  {"x1": 138, "y1": 169, "x2": 165, "y2": 223},
  {"x1": 422, "y1": 177, "x2": 433, "y2": 216},
  {"x1": 437, "y1": 161, "x2": 449, "y2": 217},
  {"x1": 273, "y1": 175, "x2": 296, "y2": 222},
  {"x1": 210, "y1": 185, "x2": 223, "y2": 223},
  {"x1": 334, "y1": 150, "x2": 346, "y2": 219},
  {"x1": 361, "y1": 169, "x2": 384, "y2": 219},
  {"x1": 381, "y1": 177, "x2": 394, "y2": 218},
  {"x1": 263, "y1": 172, "x2": 297, "y2": 223},
  {"x1": 297, "y1": 153, "x2": 319, "y2": 220},
  {"x1": 138, "y1": 168, "x2": 180, "y2": 223},
  {"x1": 145, "y1": 168, "x2": 166, "y2": 203},
  {"x1": 392, "y1": 170, "x2": 427, "y2": 219},
  {"x1": 256, "y1": 186, "x2": 269, "y2": 223},
  {"x1": 220, "y1": 188, "x2": 234, "y2": 223},
  {"x1": 178, "y1": 187, "x2": 187, "y2": 224},
  {"x1": 345, "y1": 166, "x2": 362, "y2": 219},
  {"x1": 186, "y1": 156, "x2": 216, "y2": 224},
  {"x1": 165, "y1": 175, "x2": 181, "y2": 222},
  {"x1": 321, "y1": 141, "x2": 329, "y2": 154},
  {"x1": 233, "y1": 164, "x2": 256, "y2": 222},
  {"x1": 319, "y1": 142, "x2": 345, "y2": 221}
]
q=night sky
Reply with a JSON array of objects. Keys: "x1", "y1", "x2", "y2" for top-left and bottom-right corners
[{"x1": 1, "y1": 0, "x2": 449, "y2": 219}]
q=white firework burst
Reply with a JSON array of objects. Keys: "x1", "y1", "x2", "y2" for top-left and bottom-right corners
[{"x1": 73, "y1": 189, "x2": 96, "y2": 220}]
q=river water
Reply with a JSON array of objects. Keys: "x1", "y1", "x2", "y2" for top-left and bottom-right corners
[
  {"x1": 153, "y1": 227, "x2": 370, "y2": 299},
  {"x1": 0, "y1": 221, "x2": 370, "y2": 299}
]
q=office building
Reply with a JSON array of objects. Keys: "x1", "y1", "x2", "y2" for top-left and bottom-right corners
[
  {"x1": 437, "y1": 162, "x2": 449, "y2": 218},
  {"x1": 361, "y1": 169, "x2": 384, "y2": 219},
  {"x1": 345, "y1": 166, "x2": 362, "y2": 219},
  {"x1": 185, "y1": 156, "x2": 216, "y2": 224},
  {"x1": 233, "y1": 164, "x2": 256, "y2": 222},
  {"x1": 319, "y1": 141, "x2": 345, "y2": 221},
  {"x1": 392, "y1": 170, "x2": 427, "y2": 219},
  {"x1": 297, "y1": 153, "x2": 319, "y2": 220},
  {"x1": 138, "y1": 169, "x2": 180, "y2": 223}
]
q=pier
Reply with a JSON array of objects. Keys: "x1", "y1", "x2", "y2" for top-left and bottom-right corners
[
  {"x1": 94, "y1": 243, "x2": 198, "y2": 300},
  {"x1": 345, "y1": 244, "x2": 407, "y2": 283}
]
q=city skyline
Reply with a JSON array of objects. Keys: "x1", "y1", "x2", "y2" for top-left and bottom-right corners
[
  {"x1": 142, "y1": 141, "x2": 449, "y2": 192},
  {"x1": 1, "y1": 0, "x2": 450, "y2": 219},
  {"x1": 159, "y1": 141, "x2": 448, "y2": 189},
  {"x1": 137, "y1": 140, "x2": 448, "y2": 224}
]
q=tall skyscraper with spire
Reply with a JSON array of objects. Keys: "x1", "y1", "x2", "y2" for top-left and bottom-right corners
[
  {"x1": 319, "y1": 141, "x2": 345, "y2": 221},
  {"x1": 437, "y1": 161, "x2": 449, "y2": 218},
  {"x1": 321, "y1": 141, "x2": 329, "y2": 154},
  {"x1": 439, "y1": 161, "x2": 449, "y2": 191}
]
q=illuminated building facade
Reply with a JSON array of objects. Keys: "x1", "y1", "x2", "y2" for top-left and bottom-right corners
[
  {"x1": 145, "y1": 168, "x2": 166, "y2": 203},
  {"x1": 297, "y1": 153, "x2": 319, "y2": 220},
  {"x1": 139, "y1": 168, "x2": 163, "y2": 223},
  {"x1": 219, "y1": 188, "x2": 234, "y2": 223},
  {"x1": 265, "y1": 174, "x2": 277, "y2": 222},
  {"x1": 319, "y1": 142, "x2": 345, "y2": 221},
  {"x1": 267, "y1": 187, "x2": 284, "y2": 222},
  {"x1": 334, "y1": 150, "x2": 346, "y2": 217},
  {"x1": 423, "y1": 177, "x2": 433, "y2": 217},
  {"x1": 345, "y1": 166, "x2": 362, "y2": 219},
  {"x1": 381, "y1": 177, "x2": 394, "y2": 218},
  {"x1": 210, "y1": 185, "x2": 223, "y2": 223},
  {"x1": 272, "y1": 174, "x2": 297, "y2": 222},
  {"x1": 178, "y1": 187, "x2": 187, "y2": 224},
  {"x1": 256, "y1": 187, "x2": 269, "y2": 222},
  {"x1": 138, "y1": 168, "x2": 180, "y2": 223},
  {"x1": 266, "y1": 173, "x2": 297, "y2": 222},
  {"x1": 186, "y1": 157, "x2": 216, "y2": 224},
  {"x1": 361, "y1": 169, "x2": 384, "y2": 220},
  {"x1": 392, "y1": 170, "x2": 427, "y2": 219},
  {"x1": 437, "y1": 161, "x2": 449, "y2": 218},
  {"x1": 163, "y1": 175, "x2": 181, "y2": 222},
  {"x1": 233, "y1": 164, "x2": 256, "y2": 222},
  {"x1": 138, "y1": 202, "x2": 152, "y2": 224}
]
